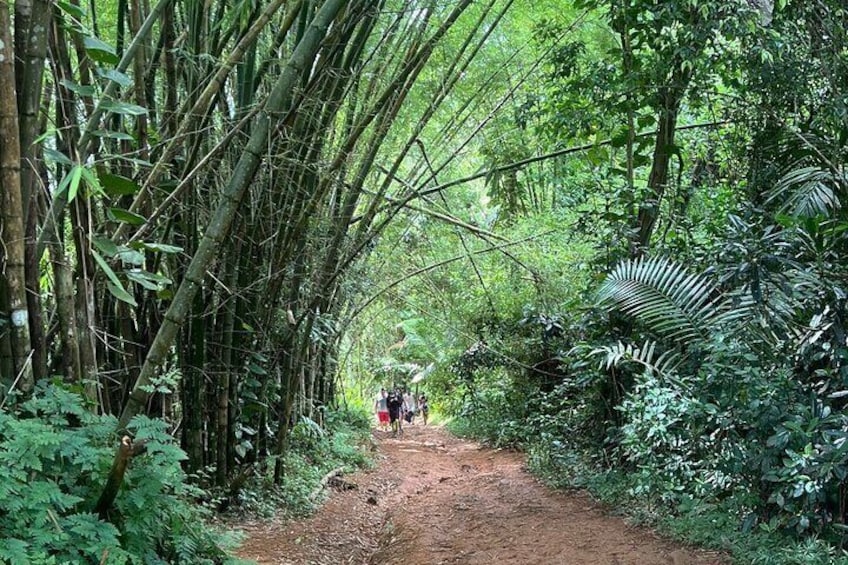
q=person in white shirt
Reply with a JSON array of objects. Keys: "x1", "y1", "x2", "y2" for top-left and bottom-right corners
[
  {"x1": 403, "y1": 391, "x2": 416, "y2": 424},
  {"x1": 374, "y1": 388, "x2": 389, "y2": 431}
]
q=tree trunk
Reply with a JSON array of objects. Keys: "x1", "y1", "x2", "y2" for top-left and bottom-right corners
[
  {"x1": 215, "y1": 246, "x2": 239, "y2": 485},
  {"x1": 49, "y1": 243, "x2": 82, "y2": 383},
  {"x1": 632, "y1": 84, "x2": 686, "y2": 254},
  {"x1": 0, "y1": 4, "x2": 34, "y2": 392},
  {"x1": 50, "y1": 9, "x2": 99, "y2": 406},
  {"x1": 17, "y1": 0, "x2": 53, "y2": 383},
  {"x1": 0, "y1": 284, "x2": 12, "y2": 382},
  {"x1": 94, "y1": 436, "x2": 147, "y2": 519},
  {"x1": 181, "y1": 290, "x2": 207, "y2": 473}
]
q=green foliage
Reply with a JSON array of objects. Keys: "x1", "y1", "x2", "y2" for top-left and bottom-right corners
[
  {"x1": 0, "y1": 384, "x2": 239, "y2": 564},
  {"x1": 347, "y1": 0, "x2": 848, "y2": 562},
  {"x1": 446, "y1": 370, "x2": 535, "y2": 448},
  {"x1": 589, "y1": 339, "x2": 681, "y2": 377},
  {"x1": 614, "y1": 372, "x2": 706, "y2": 502},
  {"x1": 235, "y1": 406, "x2": 373, "y2": 517}
]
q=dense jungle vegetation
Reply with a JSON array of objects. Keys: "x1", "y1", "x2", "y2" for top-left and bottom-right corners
[{"x1": 2, "y1": 0, "x2": 848, "y2": 562}]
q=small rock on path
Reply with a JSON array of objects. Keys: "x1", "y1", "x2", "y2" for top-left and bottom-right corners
[{"x1": 235, "y1": 424, "x2": 726, "y2": 564}]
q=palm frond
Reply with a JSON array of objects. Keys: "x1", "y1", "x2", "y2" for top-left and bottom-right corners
[
  {"x1": 590, "y1": 339, "x2": 681, "y2": 376},
  {"x1": 597, "y1": 256, "x2": 722, "y2": 345},
  {"x1": 765, "y1": 166, "x2": 844, "y2": 218}
]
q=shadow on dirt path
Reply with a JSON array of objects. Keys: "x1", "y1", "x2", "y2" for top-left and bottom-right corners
[{"x1": 235, "y1": 424, "x2": 726, "y2": 565}]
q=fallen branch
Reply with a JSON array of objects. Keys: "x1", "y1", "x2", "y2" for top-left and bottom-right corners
[{"x1": 309, "y1": 467, "x2": 345, "y2": 502}]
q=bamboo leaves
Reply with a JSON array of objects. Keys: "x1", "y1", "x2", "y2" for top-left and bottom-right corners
[{"x1": 92, "y1": 250, "x2": 138, "y2": 307}]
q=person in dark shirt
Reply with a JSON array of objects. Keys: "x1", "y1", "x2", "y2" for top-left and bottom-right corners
[
  {"x1": 387, "y1": 388, "x2": 404, "y2": 436},
  {"x1": 418, "y1": 394, "x2": 429, "y2": 425}
]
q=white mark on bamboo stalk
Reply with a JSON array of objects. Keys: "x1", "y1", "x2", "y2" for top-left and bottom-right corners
[{"x1": 11, "y1": 310, "x2": 28, "y2": 327}]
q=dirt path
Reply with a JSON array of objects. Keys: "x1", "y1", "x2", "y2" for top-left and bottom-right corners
[{"x1": 235, "y1": 424, "x2": 726, "y2": 565}]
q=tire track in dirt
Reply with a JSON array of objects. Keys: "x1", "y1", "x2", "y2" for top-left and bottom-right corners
[{"x1": 235, "y1": 425, "x2": 726, "y2": 564}]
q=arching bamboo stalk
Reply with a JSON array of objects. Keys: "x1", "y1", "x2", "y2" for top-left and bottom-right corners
[{"x1": 118, "y1": 0, "x2": 347, "y2": 429}]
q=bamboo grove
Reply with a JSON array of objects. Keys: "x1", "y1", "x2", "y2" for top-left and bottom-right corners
[{"x1": 0, "y1": 0, "x2": 528, "y2": 485}]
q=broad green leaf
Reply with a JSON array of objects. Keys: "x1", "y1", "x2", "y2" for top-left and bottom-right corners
[
  {"x1": 92, "y1": 235, "x2": 118, "y2": 258},
  {"x1": 56, "y1": 1, "x2": 86, "y2": 18},
  {"x1": 83, "y1": 36, "x2": 119, "y2": 65},
  {"x1": 96, "y1": 68, "x2": 132, "y2": 88},
  {"x1": 98, "y1": 172, "x2": 139, "y2": 196},
  {"x1": 131, "y1": 241, "x2": 183, "y2": 254},
  {"x1": 106, "y1": 282, "x2": 138, "y2": 307},
  {"x1": 126, "y1": 270, "x2": 172, "y2": 290},
  {"x1": 586, "y1": 146, "x2": 609, "y2": 166},
  {"x1": 91, "y1": 249, "x2": 122, "y2": 289},
  {"x1": 80, "y1": 166, "x2": 105, "y2": 197},
  {"x1": 115, "y1": 248, "x2": 145, "y2": 266},
  {"x1": 126, "y1": 271, "x2": 158, "y2": 290},
  {"x1": 43, "y1": 147, "x2": 73, "y2": 167},
  {"x1": 92, "y1": 251, "x2": 137, "y2": 307},
  {"x1": 33, "y1": 127, "x2": 58, "y2": 145},
  {"x1": 108, "y1": 208, "x2": 147, "y2": 225},
  {"x1": 59, "y1": 78, "x2": 96, "y2": 97},
  {"x1": 56, "y1": 168, "x2": 74, "y2": 196},
  {"x1": 637, "y1": 114, "x2": 655, "y2": 129},
  {"x1": 610, "y1": 129, "x2": 630, "y2": 148},
  {"x1": 91, "y1": 129, "x2": 135, "y2": 141},
  {"x1": 100, "y1": 99, "x2": 148, "y2": 116}
]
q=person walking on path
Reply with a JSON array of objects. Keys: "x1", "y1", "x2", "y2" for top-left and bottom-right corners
[
  {"x1": 403, "y1": 390, "x2": 416, "y2": 424},
  {"x1": 387, "y1": 388, "x2": 404, "y2": 437},
  {"x1": 374, "y1": 388, "x2": 389, "y2": 431},
  {"x1": 418, "y1": 394, "x2": 429, "y2": 425}
]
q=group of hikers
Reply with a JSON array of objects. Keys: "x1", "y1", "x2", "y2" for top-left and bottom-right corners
[{"x1": 373, "y1": 387, "x2": 429, "y2": 436}]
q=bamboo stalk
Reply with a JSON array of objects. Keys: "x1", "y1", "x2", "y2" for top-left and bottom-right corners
[
  {"x1": 118, "y1": 0, "x2": 348, "y2": 430},
  {"x1": 0, "y1": 2, "x2": 34, "y2": 391}
]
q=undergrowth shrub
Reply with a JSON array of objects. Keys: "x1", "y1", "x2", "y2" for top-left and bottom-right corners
[
  {"x1": 235, "y1": 405, "x2": 373, "y2": 517},
  {"x1": 614, "y1": 372, "x2": 707, "y2": 503},
  {"x1": 446, "y1": 333, "x2": 848, "y2": 563},
  {"x1": 0, "y1": 383, "x2": 239, "y2": 564},
  {"x1": 446, "y1": 371, "x2": 536, "y2": 448}
]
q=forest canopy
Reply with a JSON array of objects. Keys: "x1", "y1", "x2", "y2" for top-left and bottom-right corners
[{"x1": 2, "y1": 0, "x2": 848, "y2": 562}]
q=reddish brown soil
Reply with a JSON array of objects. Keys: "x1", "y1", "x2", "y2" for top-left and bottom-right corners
[{"x1": 235, "y1": 424, "x2": 726, "y2": 565}]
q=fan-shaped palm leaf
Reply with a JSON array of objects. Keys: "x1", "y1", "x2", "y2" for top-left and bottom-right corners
[{"x1": 597, "y1": 256, "x2": 722, "y2": 345}]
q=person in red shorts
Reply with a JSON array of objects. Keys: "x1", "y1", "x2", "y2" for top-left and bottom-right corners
[{"x1": 374, "y1": 388, "x2": 389, "y2": 431}]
